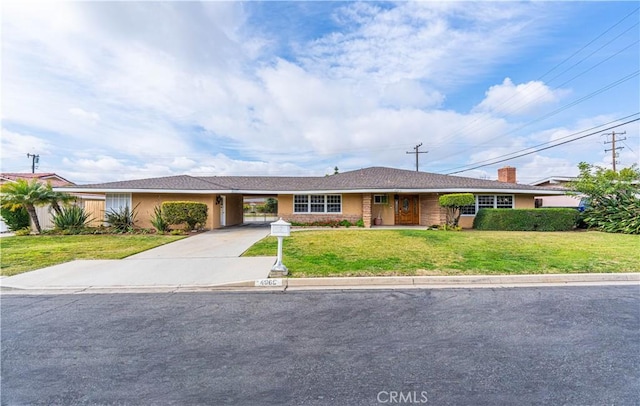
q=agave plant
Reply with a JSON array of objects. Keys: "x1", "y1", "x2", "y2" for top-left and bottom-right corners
[
  {"x1": 52, "y1": 205, "x2": 92, "y2": 233},
  {"x1": 150, "y1": 205, "x2": 170, "y2": 233},
  {"x1": 105, "y1": 204, "x2": 139, "y2": 233}
]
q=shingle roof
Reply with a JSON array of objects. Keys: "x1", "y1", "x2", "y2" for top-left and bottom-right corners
[
  {"x1": 1, "y1": 173, "x2": 75, "y2": 187},
  {"x1": 69, "y1": 175, "x2": 225, "y2": 190},
  {"x1": 60, "y1": 167, "x2": 559, "y2": 193}
]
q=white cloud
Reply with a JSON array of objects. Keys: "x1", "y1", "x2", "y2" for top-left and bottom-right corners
[
  {"x1": 473, "y1": 78, "x2": 568, "y2": 116},
  {"x1": 2, "y1": 1, "x2": 636, "y2": 185},
  {"x1": 69, "y1": 108, "x2": 100, "y2": 122}
]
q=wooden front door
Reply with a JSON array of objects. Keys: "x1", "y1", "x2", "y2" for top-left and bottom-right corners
[{"x1": 395, "y1": 195, "x2": 419, "y2": 225}]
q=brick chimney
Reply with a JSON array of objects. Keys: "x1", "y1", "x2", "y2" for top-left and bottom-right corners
[{"x1": 498, "y1": 166, "x2": 517, "y2": 183}]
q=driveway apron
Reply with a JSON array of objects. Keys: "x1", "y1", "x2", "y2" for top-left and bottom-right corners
[{"x1": 0, "y1": 225, "x2": 275, "y2": 290}]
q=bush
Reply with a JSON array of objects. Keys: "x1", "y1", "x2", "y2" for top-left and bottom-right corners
[
  {"x1": 356, "y1": 218, "x2": 365, "y2": 228},
  {"x1": 150, "y1": 205, "x2": 170, "y2": 233},
  {"x1": 52, "y1": 205, "x2": 92, "y2": 233},
  {"x1": 162, "y1": 201, "x2": 208, "y2": 231},
  {"x1": 473, "y1": 208, "x2": 580, "y2": 231},
  {"x1": 105, "y1": 204, "x2": 138, "y2": 233},
  {"x1": 569, "y1": 162, "x2": 640, "y2": 234},
  {"x1": 439, "y1": 193, "x2": 475, "y2": 227},
  {"x1": 14, "y1": 228, "x2": 31, "y2": 236},
  {"x1": 0, "y1": 206, "x2": 30, "y2": 231}
]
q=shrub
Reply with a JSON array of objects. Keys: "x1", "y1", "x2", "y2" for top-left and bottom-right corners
[
  {"x1": 356, "y1": 218, "x2": 365, "y2": 228},
  {"x1": 14, "y1": 228, "x2": 31, "y2": 236},
  {"x1": 439, "y1": 193, "x2": 475, "y2": 228},
  {"x1": 52, "y1": 205, "x2": 92, "y2": 233},
  {"x1": 105, "y1": 204, "x2": 138, "y2": 233},
  {"x1": 0, "y1": 206, "x2": 30, "y2": 231},
  {"x1": 473, "y1": 208, "x2": 580, "y2": 231},
  {"x1": 263, "y1": 198, "x2": 278, "y2": 214},
  {"x1": 162, "y1": 201, "x2": 208, "y2": 231},
  {"x1": 569, "y1": 162, "x2": 640, "y2": 234},
  {"x1": 150, "y1": 205, "x2": 170, "y2": 233}
]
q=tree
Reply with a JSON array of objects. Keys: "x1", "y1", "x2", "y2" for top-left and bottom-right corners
[
  {"x1": 263, "y1": 198, "x2": 278, "y2": 214},
  {"x1": 40, "y1": 183, "x2": 75, "y2": 216},
  {"x1": 569, "y1": 162, "x2": 640, "y2": 234},
  {"x1": 0, "y1": 179, "x2": 48, "y2": 233},
  {"x1": 439, "y1": 193, "x2": 475, "y2": 228}
]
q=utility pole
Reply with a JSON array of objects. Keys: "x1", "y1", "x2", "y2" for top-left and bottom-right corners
[
  {"x1": 603, "y1": 131, "x2": 626, "y2": 172},
  {"x1": 406, "y1": 143, "x2": 428, "y2": 172},
  {"x1": 26, "y1": 153, "x2": 39, "y2": 174}
]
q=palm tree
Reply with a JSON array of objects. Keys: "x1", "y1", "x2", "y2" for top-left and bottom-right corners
[
  {"x1": 0, "y1": 179, "x2": 48, "y2": 233},
  {"x1": 40, "y1": 182, "x2": 75, "y2": 216}
]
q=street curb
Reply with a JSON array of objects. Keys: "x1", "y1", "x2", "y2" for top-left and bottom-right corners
[
  {"x1": 220, "y1": 273, "x2": 640, "y2": 289},
  {"x1": 1, "y1": 273, "x2": 638, "y2": 295}
]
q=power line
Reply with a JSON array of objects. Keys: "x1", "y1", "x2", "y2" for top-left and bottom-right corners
[
  {"x1": 538, "y1": 6, "x2": 639, "y2": 81},
  {"x1": 430, "y1": 70, "x2": 640, "y2": 166},
  {"x1": 440, "y1": 113, "x2": 640, "y2": 173},
  {"x1": 428, "y1": 7, "x2": 639, "y2": 156},
  {"x1": 445, "y1": 117, "x2": 639, "y2": 175}
]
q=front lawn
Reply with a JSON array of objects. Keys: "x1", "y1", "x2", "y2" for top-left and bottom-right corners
[
  {"x1": 243, "y1": 229, "x2": 640, "y2": 277},
  {"x1": 0, "y1": 235, "x2": 185, "y2": 276}
]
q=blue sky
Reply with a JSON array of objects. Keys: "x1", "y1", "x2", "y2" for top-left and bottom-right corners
[{"x1": 2, "y1": 1, "x2": 638, "y2": 184}]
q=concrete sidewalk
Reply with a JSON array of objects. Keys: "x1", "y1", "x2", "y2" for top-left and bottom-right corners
[{"x1": 0, "y1": 225, "x2": 276, "y2": 291}]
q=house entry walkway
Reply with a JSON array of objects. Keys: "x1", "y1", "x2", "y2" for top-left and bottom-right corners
[{"x1": 0, "y1": 225, "x2": 275, "y2": 291}]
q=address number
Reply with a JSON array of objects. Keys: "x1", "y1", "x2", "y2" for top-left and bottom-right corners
[{"x1": 255, "y1": 279, "x2": 283, "y2": 287}]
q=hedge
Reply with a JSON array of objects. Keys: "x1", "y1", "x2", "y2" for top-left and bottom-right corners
[
  {"x1": 473, "y1": 208, "x2": 580, "y2": 231},
  {"x1": 161, "y1": 201, "x2": 208, "y2": 230},
  {"x1": 0, "y1": 206, "x2": 30, "y2": 231}
]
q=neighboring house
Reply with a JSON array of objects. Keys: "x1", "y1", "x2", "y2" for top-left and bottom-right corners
[
  {"x1": 57, "y1": 166, "x2": 564, "y2": 229},
  {"x1": 530, "y1": 176, "x2": 581, "y2": 209},
  {"x1": 0, "y1": 173, "x2": 105, "y2": 230}
]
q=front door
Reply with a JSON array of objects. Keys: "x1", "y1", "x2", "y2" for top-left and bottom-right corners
[{"x1": 395, "y1": 195, "x2": 419, "y2": 225}]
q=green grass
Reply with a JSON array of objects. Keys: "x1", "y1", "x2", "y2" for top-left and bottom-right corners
[
  {"x1": 0, "y1": 234, "x2": 185, "y2": 276},
  {"x1": 243, "y1": 229, "x2": 640, "y2": 277}
]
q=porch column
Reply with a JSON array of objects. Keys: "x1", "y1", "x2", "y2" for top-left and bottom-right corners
[{"x1": 362, "y1": 194, "x2": 372, "y2": 228}]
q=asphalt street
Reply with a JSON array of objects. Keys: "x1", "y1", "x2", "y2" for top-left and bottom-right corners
[{"x1": 2, "y1": 286, "x2": 639, "y2": 405}]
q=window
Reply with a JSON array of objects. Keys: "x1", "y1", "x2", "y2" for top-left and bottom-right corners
[
  {"x1": 460, "y1": 204, "x2": 476, "y2": 215},
  {"x1": 294, "y1": 195, "x2": 308, "y2": 213},
  {"x1": 293, "y1": 194, "x2": 342, "y2": 213},
  {"x1": 310, "y1": 195, "x2": 325, "y2": 212},
  {"x1": 327, "y1": 195, "x2": 341, "y2": 213},
  {"x1": 496, "y1": 195, "x2": 514, "y2": 208},
  {"x1": 477, "y1": 195, "x2": 495, "y2": 209},
  {"x1": 105, "y1": 193, "x2": 132, "y2": 214},
  {"x1": 373, "y1": 194, "x2": 388, "y2": 205},
  {"x1": 460, "y1": 195, "x2": 514, "y2": 216}
]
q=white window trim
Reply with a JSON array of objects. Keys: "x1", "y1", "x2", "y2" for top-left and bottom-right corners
[
  {"x1": 293, "y1": 194, "x2": 342, "y2": 214},
  {"x1": 460, "y1": 194, "x2": 515, "y2": 216}
]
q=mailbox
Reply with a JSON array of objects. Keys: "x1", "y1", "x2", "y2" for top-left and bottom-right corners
[{"x1": 270, "y1": 218, "x2": 291, "y2": 237}]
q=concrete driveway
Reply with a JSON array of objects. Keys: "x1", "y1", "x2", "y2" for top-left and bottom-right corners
[{"x1": 0, "y1": 225, "x2": 275, "y2": 291}]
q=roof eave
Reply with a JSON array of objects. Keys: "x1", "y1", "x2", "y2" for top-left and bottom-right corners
[
  {"x1": 55, "y1": 187, "x2": 232, "y2": 194},
  {"x1": 55, "y1": 187, "x2": 566, "y2": 196}
]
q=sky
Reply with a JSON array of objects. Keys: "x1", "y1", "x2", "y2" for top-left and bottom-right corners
[{"x1": 2, "y1": 1, "x2": 639, "y2": 185}]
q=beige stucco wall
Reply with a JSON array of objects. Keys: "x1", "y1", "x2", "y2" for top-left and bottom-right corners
[
  {"x1": 515, "y1": 195, "x2": 536, "y2": 209},
  {"x1": 371, "y1": 193, "x2": 394, "y2": 225},
  {"x1": 133, "y1": 194, "x2": 218, "y2": 230}
]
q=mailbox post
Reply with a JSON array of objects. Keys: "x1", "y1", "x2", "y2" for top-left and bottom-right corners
[{"x1": 269, "y1": 218, "x2": 291, "y2": 277}]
